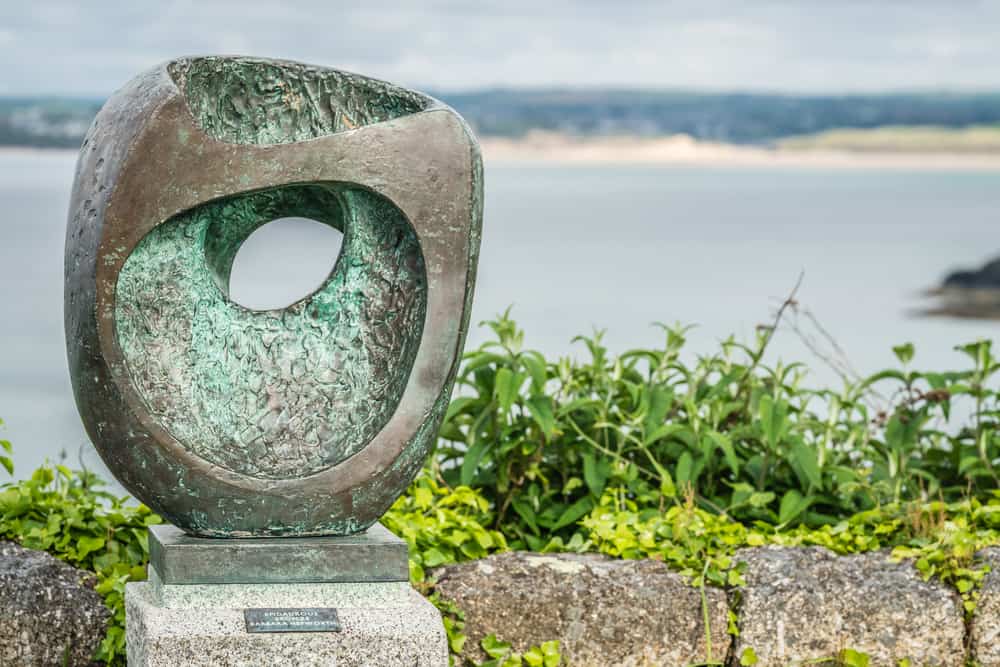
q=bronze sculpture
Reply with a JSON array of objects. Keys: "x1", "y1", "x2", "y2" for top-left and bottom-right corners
[{"x1": 65, "y1": 56, "x2": 483, "y2": 538}]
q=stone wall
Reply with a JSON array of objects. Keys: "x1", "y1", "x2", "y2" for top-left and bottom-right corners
[
  {"x1": 0, "y1": 541, "x2": 110, "y2": 666},
  {"x1": 434, "y1": 546, "x2": 999, "y2": 667},
  {"x1": 2, "y1": 541, "x2": 997, "y2": 665}
]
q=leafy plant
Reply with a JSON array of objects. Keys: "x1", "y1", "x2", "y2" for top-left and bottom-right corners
[
  {"x1": 478, "y1": 635, "x2": 561, "y2": 667},
  {"x1": 0, "y1": 417, "x2": 12, "y2": 476},
  {"x1": 437, "y1": 312, "x2": 999, "y2": 548},
  {"x1": 0, "y1": 463, "x2": 160, "y2": 664},
  {"x1": 0, "y1": 312, "x2": 997, "y2": 665},
  {"x1": 382, "y1": 469, "x2": 509, "y2": 584}
]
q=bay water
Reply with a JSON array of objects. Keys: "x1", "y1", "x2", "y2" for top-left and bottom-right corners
[{"x1": 1, "y1": 150, "x2": 997, "y2": 480}]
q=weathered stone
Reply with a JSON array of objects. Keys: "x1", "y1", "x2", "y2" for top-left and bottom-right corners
[
  {"x1": 0, "y1": 541, "x2": 110, "y2": 666},
  {"x1": 972, "y1": 547, "x2": 1000, "y2": 666},
  {"x1": 732, "y1": 546, "x2": 965, "y2": 666},
  {"x1": 432, "y1": 551, "x2": 730, "y2": 666},
  {"x1": 126, "y1": 578, "x2": 447, "y2": 666}
]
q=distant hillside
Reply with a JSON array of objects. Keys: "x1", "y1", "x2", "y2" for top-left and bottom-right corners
[
  {"x1": 2, "y1": 90, "x2": 1000, "y2": 148},
  {"x1": 0, "y1": 98, "x2": 101, "y2": 148},
  {"x1": 436, "y1": 90, "x2": 1000, "y2": 142}
]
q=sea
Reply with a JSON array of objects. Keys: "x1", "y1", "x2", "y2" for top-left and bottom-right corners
[{"x1": 1, "y1": 149, "x2": 997, "y2": 482}]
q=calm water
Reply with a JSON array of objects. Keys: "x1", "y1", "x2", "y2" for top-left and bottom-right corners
[{"x1": 1, "y1": 150, "x2": 997, "y2": 479}]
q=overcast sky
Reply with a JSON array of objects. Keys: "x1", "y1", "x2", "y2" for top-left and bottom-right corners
[{"x1": 3, "y1": 1, "x2": 1000, "y2": 96}]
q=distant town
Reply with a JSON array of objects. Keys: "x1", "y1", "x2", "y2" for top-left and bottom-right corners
[{"x1": 3, "y1": 90, "x2": 1000, "y2": 150}]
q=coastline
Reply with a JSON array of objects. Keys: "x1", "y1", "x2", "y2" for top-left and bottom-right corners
[
  {"x1": 6, "y1": 135, "x2": 1000, "y2": 170},
  {"x1": 479, "y1": 132, "x2": 1000, "y2": 169}
]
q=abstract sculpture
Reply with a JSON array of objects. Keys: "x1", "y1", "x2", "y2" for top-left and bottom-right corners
[{"x1": 65, "y1": 56, "x2": 483, "y2": 538}]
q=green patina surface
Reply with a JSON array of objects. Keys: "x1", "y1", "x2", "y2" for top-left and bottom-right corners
[
  {"x1": 114, "y1": 57, "x2": 436, "y2": 481},
  {"x1": 115, "y1": 184, "x2": 427, "y2": 479},
  {"x1": 149, "y1": 523, "x2": 409, "y2": 584},
  {"x1": 169, "y1": 56, "x2": 429, "y2": 145},
  {"x1": 67, "y1": 55, "x2": 483, "y2": 538}
]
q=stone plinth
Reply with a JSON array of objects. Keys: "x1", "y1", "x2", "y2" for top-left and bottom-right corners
[
  {"x1": 149, "y1": 523, "x2": 410, "y2": 584},
  {"x1": 127, "y1": 524, "x2": 447, "y2": 666}
]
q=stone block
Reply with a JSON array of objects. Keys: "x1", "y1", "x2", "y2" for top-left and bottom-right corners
[
  {"x1": 126, "y1": 576, "x2": 447, "y2": 666},
  {"x1": 732, "y1": 546, "x2": 966, "y2": 666},
  {"x1": 972, "y1": 547, "x2": 1000, "y2": 667},
  {"x1": 433, "y1": 551, "x2": 730, "y2": 666},
  {"x1": 0, "y1": 541, "x2": 110, "y2": 666}
]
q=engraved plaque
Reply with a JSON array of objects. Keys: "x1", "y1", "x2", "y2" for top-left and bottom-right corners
[{"x1": 244, "y1": 608, "x2": 342, "y2": 633}]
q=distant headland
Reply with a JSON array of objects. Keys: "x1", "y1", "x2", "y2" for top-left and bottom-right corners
[{"x1": 4, "y1": 90, "x2": 1000, "y2": 164}]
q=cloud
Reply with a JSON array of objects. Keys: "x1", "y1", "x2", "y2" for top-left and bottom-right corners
[{"x1": 2, "y1": 1, "x2": 1000, "y2": 96}]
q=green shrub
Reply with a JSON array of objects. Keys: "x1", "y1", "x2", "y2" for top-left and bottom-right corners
[
  {"x1": 0, "y1": 464, "x2": 160, "y2": 664},
  {"x1": 580, "y1": 485, "x2": 999, "y2": 615},
  {"x1": 437, "y1": 312, "x2": 999, "y2": 549},
  {"x1": 1, "y1": 313, "x2": 998, "y2": 665},
  {"x1": 382, "y1": 469, "x2": 509, "y2": 584}
]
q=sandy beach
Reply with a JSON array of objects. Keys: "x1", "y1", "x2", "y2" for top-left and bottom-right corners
[
  {"x1": 7, "y1": 134, "x2": 1000, "y2": 170},
  {"x1": 480, "y1": 131, "x2": 1000, "y2": 169}
]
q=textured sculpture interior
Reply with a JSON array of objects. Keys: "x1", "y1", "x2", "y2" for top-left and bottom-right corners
[
  {"x1": 116, "y1": 184, "x2": 427, "y2": 479},
  {"x1": 174, "y1": 58, "x2": 428, "y2": 144}
]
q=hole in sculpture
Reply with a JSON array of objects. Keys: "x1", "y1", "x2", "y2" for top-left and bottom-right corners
[{"x1": 228, "y1": 217, "x2": 344, "y2": 311}]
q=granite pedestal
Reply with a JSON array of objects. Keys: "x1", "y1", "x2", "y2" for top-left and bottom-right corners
[{"x1": 126, "y1": 524, "x2": 447, "y2": 666}]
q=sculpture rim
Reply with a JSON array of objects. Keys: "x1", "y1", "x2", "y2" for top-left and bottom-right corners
[{"x1": 65, "y1": 55, "x2": 483, "y2": 537}]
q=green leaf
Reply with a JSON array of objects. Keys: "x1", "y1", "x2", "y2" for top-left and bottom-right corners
[
  {"x1": 778, "y1": 489, "x2": 811, "y2": 525},
  {"x1": 493, "y1": 367, "x2": 518, "y2": 414},
  {"x1": 892, "y1": 342, "x2": 915, "y2": 365},
  {"x1": 749, "y1": 491, "x2": 775, "y2": 508},
  {"x1": 740, "y1": 647, "x2": 759, "y2": 666},
  {"x1": 521, "y1": 352, "x2": 549, "y2": 393},
  {"x1": 511, "y1": 498, "x2": 540, "y2": 535},
  {"x1": 481, "y1": 634, "x2": 513, "y2": 659},
  {"x1": 525, "y1": 395, "x2": 557, "y2": 438},
  {"x1": 643, "y1": 386, "x2": 673, "y2": 434},
  {"x1": 444, "y1": 396, "x2": 479, "y2": 421},
  {"x1": 422, "y1": 548, "x2": 448, "y2": 568},
  {"x1": 76, "y1": 535, "x2": 105, "y2": 559},
  {"x1": 758, "y1": 395, "x2": 789, "y2": 449},
  {"x1": 839, "y1": 648, "x2": 870, "y2": 667},
  {"x1": 675, "y1": 452, "x2": 694, "y2": 485},
  {"x1": 552, "y1": 496, "x2": 594, "y2": 531},
  {"x1": 460, "y1": 439, "x2": 490, "y2": 486},
  {"x1": 708, "y1": 430, "x2": 740, "y2": 475},
  {"x1": 582, "y1": 453, "x2": 609, "y2": 498},
  {"x1": 791, "y1": 439, "x2": 822, "y2": 491}
]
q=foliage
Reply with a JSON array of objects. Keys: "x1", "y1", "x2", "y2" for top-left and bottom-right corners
[
  {"x1": 384, "y1": 473, "x2": 563, "y2": 665},
  {"x1": 0, "y1": 417, "x2": 12, "y2": 476},
  {"x1": 382, "y1": 470, "x2": 509, "y2": 584},
  {"x1": 385, "y1": 468, "x2": 997, "y2": 664},
  {"x1": 0, "y1": 313, "x2": 998, "y2": 665},
  {"x1": 580, "y1": 486, "x2": 999, "y2": 616},
  {"x1": 478, "y1": 635, "x2": 561, "y2": 667},
  {"x1": 438, "y1": 312, "x2": 1000, "y2": 550},
  {"x1": 0, "y1": 463, "x2": 160, "y2": 664},
  {"x1": 742, "y1": 646, "x2": 881, "y2": 666}
]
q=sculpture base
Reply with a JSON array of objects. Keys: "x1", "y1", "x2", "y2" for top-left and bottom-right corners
[
  {"x1": 127, "y1": 524, "x2": 447, "y2": 666},
  {"x1": 149, "y1": 522, "x2": 410, "y2": 584}
]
